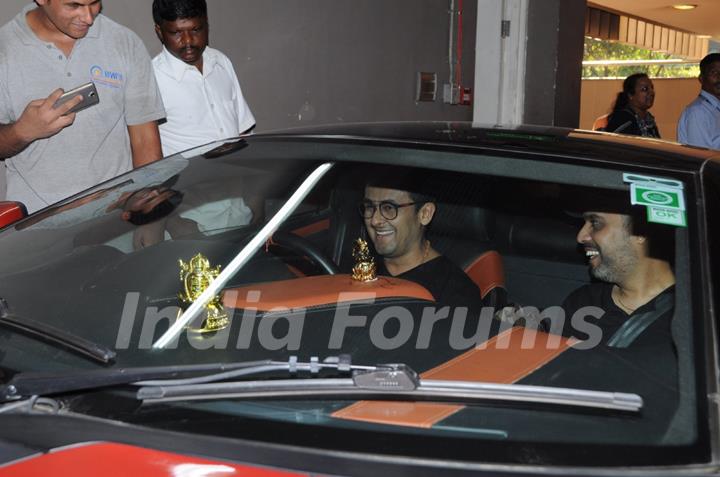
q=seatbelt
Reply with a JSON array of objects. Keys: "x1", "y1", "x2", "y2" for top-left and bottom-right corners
[
  {"x1": 607, "y1": 293, "x2": 673, "y2": 348},
  {"x1": 612, "y1": 120, "x2": 633, "y2": 134}
]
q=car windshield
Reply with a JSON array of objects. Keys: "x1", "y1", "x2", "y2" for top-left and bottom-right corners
[{"x1": 0, "y1": 133, "x2": 707, "y2": 467}]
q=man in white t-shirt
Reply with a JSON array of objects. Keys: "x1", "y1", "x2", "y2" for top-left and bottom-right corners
[{"x1": 151, "y1": 0, "x2": 255, "y2": 157}]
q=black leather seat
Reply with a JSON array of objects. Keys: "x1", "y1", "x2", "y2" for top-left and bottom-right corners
[{"x1": 428, "y1": 203, "x2": 507, "y2": 308}]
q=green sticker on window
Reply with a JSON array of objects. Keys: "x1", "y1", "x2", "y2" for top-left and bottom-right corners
[
  {"x1": 647, "y1": 206, "x2": 686, "y2": 227},
  {"x1": 631, "y1": 183, "x2": 685, "y2": 211},
  {"x1": 624, "y1": 174, "x2": 687, "y2": 227}
]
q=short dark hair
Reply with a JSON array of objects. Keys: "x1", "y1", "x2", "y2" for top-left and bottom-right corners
[
  {"x1": 700, "y1": 53, "x2": 720, "y2": 77},
  {"x1": 363, "y1": 167, "x2": 436, "y2": 211},
  {"x1": 627, "y1": 208, "x2": 675, "y2": 265},
  {"x1": 152, "y1": 0, "x2": 207, "y2": 25},
  {"x1": 406, "y1": 191, "x2": 435, "y2": 210},
  {"x1": 565, "y1": 187, "x2": 674, "y2": 262}
]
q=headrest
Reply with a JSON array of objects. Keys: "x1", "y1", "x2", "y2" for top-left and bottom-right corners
[
  {"x1": 495, "y1": 215, "x2": 582, "y2": 262},
  {"x1": 429, "y1": 203, "x2": 494, "y2": 242}
]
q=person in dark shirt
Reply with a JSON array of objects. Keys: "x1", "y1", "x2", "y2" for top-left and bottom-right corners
[
  {"x1": 526, "y1": 204, "x2": 677, "y2": 435},
  {"x1": 359, "y1": 183, "x2": 484, "y2": 312},
  {"x1": 572, "y1": 210, "x2": 675, "y2": 337},
  {"x1": 605, "y1": 73, "x2": 661, "y2": 138}
]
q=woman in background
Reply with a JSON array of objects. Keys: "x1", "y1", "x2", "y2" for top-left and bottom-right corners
[{"x1": 605, "y1": 73, "x2": 660, "y2": 138}]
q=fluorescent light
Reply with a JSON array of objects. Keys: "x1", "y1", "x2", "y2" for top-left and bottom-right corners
[
  {"x1": 583, "y1": 59, "x2": 692, "y2": 66},
  {"x1": 672, "y1": 4, "x2": 697, "y2": 10}
]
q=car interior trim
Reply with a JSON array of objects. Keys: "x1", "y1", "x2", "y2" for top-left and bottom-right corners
[
  {"x1": 331, "y1": 327, "x2": 576, "y2": 428},
  {"x1": 291, "y1": 218, "x2": 331, "y2": 238},
  {"x1": 223, "y1": 274, "x2": 435, "y2": 312},
  {"x1": 463, "y1": 250, "x2": 505, "y2": 298}
]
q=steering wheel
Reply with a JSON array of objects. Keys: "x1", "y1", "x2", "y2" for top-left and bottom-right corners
[{"x1": 269, "y1": 231, "x2": 339, "y2": 275}]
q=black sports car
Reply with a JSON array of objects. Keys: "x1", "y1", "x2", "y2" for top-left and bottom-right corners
[{"x1": 0, "y1": 123, "x2": 717, "y2": 476}]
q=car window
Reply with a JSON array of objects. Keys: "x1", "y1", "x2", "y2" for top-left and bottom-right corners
[{"x1": 0, "y1": 138, "x2": 706, "y2": 467}]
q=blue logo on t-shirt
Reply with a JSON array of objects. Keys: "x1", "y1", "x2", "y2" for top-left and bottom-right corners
[{"x1": 91, "y1": 65, "x2": 124, "y2": 88}]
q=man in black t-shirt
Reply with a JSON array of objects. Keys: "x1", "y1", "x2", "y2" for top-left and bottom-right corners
[
  {"x1": 569, "y1": 210, "x2": 675, "y2": 343},
  {"x1": 525, "y1": 207, "x2": 678, "y2": 432},
  {"x1": 359, "y1": 184, "x2": 484, "y2": 313}
]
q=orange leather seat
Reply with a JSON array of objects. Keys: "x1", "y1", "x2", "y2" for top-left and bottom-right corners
[
  {"x1": 429, "y1": 203, "x2": 507, "y2": 308},
  {"x1": 463, "y1": 250, "x2": 506, "y2": 308}
]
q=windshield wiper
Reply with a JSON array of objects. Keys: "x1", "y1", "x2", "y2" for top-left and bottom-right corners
[
  {"x1": 1, "y1": 355, "x2": 643, "y2": 412},
  {"x1": 133, "y1": 358, "x2": 643, "y2": 413},
  {"x1": 0, "y1": 313, "x2": 115, "y2": 365},
  {"x1": 0, "y1": 356, "x2": 367, "y2": 402},
  {"x1": 1, "y1": 360, "x2": 278, "y2": 401}
]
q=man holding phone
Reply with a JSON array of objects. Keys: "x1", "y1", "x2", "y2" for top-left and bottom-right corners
[
  {"x1": 0, "y1": 0, "x2": 166, "y2": 213},
  {"x1": 53, "y1": 82, "x2": 100, "y2": 114}
]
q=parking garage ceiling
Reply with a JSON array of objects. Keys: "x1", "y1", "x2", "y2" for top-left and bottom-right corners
[{"x1": 590, "y1": 0, "x2": 720, "y2": 40}]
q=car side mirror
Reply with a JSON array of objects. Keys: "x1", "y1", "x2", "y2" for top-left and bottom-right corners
[{"x1": 0, "y1": 201, "x2": 27, "y2": 229}]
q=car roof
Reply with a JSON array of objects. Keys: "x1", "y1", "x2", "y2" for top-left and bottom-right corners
[{"x1": 254, "y1": 121, "x2": 720, "y2": 172}]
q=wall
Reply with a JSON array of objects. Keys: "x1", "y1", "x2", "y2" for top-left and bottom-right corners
[
  {"x1": 0, "y1": 1, "x2": 477, "y2": 132},
  {"x1": 579, "y1": 78, "x2": 700, "y2": 142},
  {"x1": 524, "y1": 0, "x2": 586, "y2": 128},
  {"x1": 212, "y1": 1, "x2": 478, "y2": 131},
  {"x1": 0, "y1": 1, "x2": 476, "y2": 200}
]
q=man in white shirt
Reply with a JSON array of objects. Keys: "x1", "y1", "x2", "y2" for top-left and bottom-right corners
[
  {"x1": 151, "y1": 0, "x2": 255, "y2": 157},
  {"x1": 677, "y1": 53, "x2": 720, "y2": 150}
]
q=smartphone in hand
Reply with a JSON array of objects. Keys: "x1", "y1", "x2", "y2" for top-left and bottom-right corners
[{"x1": 53, "y1": 82, "x2": 100, "y2": 115}]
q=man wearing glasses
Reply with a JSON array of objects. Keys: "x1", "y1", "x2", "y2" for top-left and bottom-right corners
[{"x1": 360, "y1": 180, "x2": 484, "y2": 312}]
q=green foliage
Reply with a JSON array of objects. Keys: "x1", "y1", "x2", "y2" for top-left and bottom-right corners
[{"x1": 583, "y1": 38, "x2": 699, "y2": 79}]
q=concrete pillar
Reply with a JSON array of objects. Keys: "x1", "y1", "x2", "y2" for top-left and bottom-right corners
[
  {"x1": 474, "y1": 0, "x2": 586, "y2": 128},
  {"x1": 473, "y1": 0, "x2": 527, "y2": 125}
]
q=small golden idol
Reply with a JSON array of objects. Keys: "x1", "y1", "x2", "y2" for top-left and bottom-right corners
[
  {"x1": 178, "y1": 253, "x2": 229, "y2": 333},
  {"x1": 351, "y1": 238, "x2": 377, "y2": 282}
]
